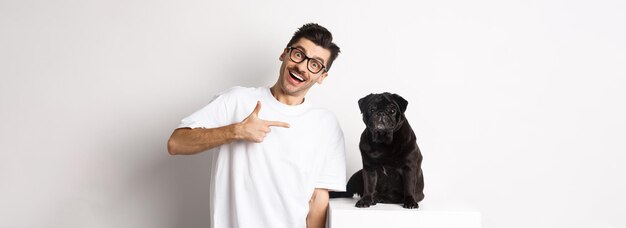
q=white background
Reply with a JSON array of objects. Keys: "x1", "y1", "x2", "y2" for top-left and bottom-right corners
[{"x1": 1, "y1": 0, "x2": 625, "y2": 227}]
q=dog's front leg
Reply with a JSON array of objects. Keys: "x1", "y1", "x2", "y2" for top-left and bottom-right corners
[
  {"x1": 401, "y1": 166, "x2": 420, "y2": 209},
  {"x1": 355, "y1": 167, "x2": 377, "y2": 208}
]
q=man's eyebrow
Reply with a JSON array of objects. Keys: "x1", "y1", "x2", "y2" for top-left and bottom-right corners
[{"x1": 293, "y1": 45, "x2": 327, "y2": 65}]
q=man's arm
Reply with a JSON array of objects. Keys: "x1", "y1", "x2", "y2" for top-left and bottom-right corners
[
  {"x1": 307, "y1": 188, "x2": 330, "y2": 228},
  {"x1": 167, "y1": 124, "x2": 239, "y2": 155},
  {"x1": 167, "y1": 101, "x2": 289, "y2": 155}
]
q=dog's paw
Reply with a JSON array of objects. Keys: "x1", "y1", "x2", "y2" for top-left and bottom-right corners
[
  {"x1": 403, "y1": 197, "x2": 419, "y2": 209},
  {"x1": 355, "y1": 196, "x2": 376, "y2": 208}
]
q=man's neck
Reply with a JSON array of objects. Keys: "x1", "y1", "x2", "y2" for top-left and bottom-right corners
[{"x1": 270, "y1": 86, "x2": 305, "y2": 106}]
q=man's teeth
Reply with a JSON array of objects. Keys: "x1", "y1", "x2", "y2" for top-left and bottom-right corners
[{"x1": 290, "y1": 72, "x2": 305, "y2": 82}]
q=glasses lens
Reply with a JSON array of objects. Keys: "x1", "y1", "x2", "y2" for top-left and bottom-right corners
[
  {"x1": 290, "y1": 48, "x2": 304, "y2": 63},
  {"x1": 308, "y1": 59, "x2": 323, "y2": 73}
]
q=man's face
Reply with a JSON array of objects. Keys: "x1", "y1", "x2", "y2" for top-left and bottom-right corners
[{"x1": 277, "y1": 38, "x2": 331, "y2": 97}]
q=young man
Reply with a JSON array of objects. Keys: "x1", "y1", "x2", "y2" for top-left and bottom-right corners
[{"x1": 167, "y1": 23, "x2": 346, "y2": 228}]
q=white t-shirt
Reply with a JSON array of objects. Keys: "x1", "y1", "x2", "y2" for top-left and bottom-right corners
[{"x1": 178, "y1": 86, "x2": 347, "y2": 228}]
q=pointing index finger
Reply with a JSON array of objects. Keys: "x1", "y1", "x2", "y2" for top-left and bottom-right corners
[{"x1": 266, "y1": 120, "x2": 290, "y2": 128}]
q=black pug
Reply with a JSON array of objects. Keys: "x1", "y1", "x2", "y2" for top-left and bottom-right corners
[{"x1": 330, "y1": 93, "x2": 424, "y2": 209}]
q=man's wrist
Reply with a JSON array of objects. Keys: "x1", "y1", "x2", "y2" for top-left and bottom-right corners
[{"x1": 230, "y1": 123, "x2": 244, "y2": 141}]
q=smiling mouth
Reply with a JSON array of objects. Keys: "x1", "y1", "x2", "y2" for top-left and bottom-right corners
[{"x1": 289, "y1": 71, "x2": 306, "y2": 82}]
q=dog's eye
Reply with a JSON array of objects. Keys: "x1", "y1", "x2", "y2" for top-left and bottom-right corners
[
  {"x1": 369, "y1": 108, "x2": 375, "y2": 113},
  {"x1": 390, "y1": 109, "x2": 396, "y2": 113}
]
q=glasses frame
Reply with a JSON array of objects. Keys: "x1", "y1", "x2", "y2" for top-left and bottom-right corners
[{"x1": 287, "y1": 47, "x2": 328, "y2": 74}]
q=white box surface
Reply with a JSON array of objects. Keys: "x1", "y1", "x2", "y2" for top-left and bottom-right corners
[{"x1": 327, "y1": 198, "x2": 481, "y2": 228}]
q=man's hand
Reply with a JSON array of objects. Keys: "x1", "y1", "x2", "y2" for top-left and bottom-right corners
[{"x1": 236, "y1": 101, "x2": 290, "y2": 142}]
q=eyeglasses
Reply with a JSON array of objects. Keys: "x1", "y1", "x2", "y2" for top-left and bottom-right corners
[{"x1": 287, "y1": 47, "x2": 328, "y2": 74}]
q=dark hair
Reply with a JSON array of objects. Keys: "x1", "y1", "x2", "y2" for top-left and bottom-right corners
[{"x1": 286, "y1": 23, "x2": 340, "y2": 71}]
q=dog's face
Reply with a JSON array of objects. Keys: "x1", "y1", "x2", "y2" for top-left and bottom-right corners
[{"x1": 358, "y1": 93, "x2": 408, "y2": 143}]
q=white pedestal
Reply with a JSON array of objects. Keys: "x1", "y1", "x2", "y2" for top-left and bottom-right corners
[{"x1": 327, "y1": 198, "x2": 481, "y2": 228}]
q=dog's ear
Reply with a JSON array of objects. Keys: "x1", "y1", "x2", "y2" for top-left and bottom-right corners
[
  {"x1": 390, "y1": 93, "x2": 408, "y2": 113},
  {"x1": 358, "y1": 94, "x2": 374, "y2": 113}
]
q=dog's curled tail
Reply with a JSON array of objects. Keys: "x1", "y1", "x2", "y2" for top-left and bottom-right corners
[
  {"x1": 328, "y1": 170, "x2": 364, "y2": 198},
  {"x1": 329, "y1": 191, "x2": 355, "y2": 198}
]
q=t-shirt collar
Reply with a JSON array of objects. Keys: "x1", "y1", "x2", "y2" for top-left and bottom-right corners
[{"x1": 262, "y1": 87, "x2": 312, "y2": 115}]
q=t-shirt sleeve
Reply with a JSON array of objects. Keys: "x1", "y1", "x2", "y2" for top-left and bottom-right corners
[
  {"x1": 315, "y1": 119, "x2": 347, "y2": 191},
  {"x1": 177, "y1": 90, "x2": 231, "y2": 129}
]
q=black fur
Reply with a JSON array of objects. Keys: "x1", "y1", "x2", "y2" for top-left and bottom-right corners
[{"x1": 330, "y1": 93, "x2": 424, "y2": 209}]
